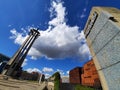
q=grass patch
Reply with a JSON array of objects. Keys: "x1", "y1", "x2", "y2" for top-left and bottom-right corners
[{"x1": 75, "y1": 85, "x2": 94, "y2": 90}]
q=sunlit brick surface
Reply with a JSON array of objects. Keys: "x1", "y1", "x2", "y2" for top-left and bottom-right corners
[
  {"x1": 69, "y1": 67, "x2": 82, "y2": 84},
  {"x1": 81, "y1": 60, "x2": 101, "y2": 87}
]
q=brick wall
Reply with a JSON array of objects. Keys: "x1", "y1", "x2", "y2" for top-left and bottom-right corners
[
  {"x1": 81, "y1": 59, "x2": 101, "y2": 87},
  {"x1": 69, "y1": 60, "x2": 101, "y2": 88},
  {"x1": 69, "y1": 67, "x2": 82, "y2": 84}
]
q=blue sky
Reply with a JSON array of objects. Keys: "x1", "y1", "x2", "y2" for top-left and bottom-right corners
[{"x1": 0, "y1": 0, "x2": 120, "y2": 78}]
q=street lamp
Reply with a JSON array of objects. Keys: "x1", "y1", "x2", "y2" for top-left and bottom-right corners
[{"x1": 39, "y1": 71, "x2": 44, "y2": 85}]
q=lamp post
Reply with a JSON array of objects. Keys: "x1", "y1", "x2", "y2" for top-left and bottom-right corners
[
  {"x1": 39, "y1": 71, "x2": 44, "y2": 85},
  {"x1": 39, "y1": 74, "x2": 42, "y2": 85}
]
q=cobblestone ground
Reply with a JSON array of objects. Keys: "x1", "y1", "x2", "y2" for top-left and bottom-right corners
[{"x1": 0, "y1": 79, "x2": 47, "y2": 90}]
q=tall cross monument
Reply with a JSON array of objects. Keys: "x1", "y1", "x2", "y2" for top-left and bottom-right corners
[{"x1": 2, "y1": 29, "x2": 40, "y2": 77}]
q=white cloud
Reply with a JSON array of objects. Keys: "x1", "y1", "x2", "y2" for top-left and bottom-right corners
[
  {"x1": 83, "y1": 8, "x2": 87, "y2": 12},
  {"x1": 26, "y1": 68, "x2": 41, "y2": 73},
  {"x1": 79, "y1": 43, "x2": 91, "y2": 61},
  {"x1": 57, "y1": 69, "x2": 65, "y2": 76},
  {"x1": 28, "y1": 47, "x2": 42, "y2": 59},
  {"x1": 80, "y1": 14, "x2": 86, "y2": 18},
  {"x1": 8, "y1": 24, "x2": 12, "y2": 27},
  {"x1": 10, "y1": 29, "x2": 28, "y2": 45},
  {"x1": 66, "y1": 70, "x2": 69, "y2": 75},
  {"x1": 80, "y1": 0, "x2": 89, "y2": 19},
  {"x1": 30, "y1": 56, "x2": 37, "y2": 60},
  {"x1": 26, "y1": 67, "x2": 53, "y2": 78},
  {"x1": 22, "y1": 59, "x2": 28, "y2": 67},
  {"x1": 42, "y1": 67, "x2": 54, "y2": 73},
  {"x1": 44, "y1": 73, "x2": 51, "y2": 79},
  {"x1": 9, "y1": 1, "x2": 91, "y2": 60},
  {"x1": 49, "y1": 1, "x2": 66, "y2": 26},
  {"x1": 80, "y1": 8, "x2": 87, "y2": 19}
]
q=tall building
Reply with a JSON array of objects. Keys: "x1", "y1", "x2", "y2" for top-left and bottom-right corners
[
  {"x1": 81, "y1": 59, "x2": 101, "y2": 88},
  {"x1": 0, "y1": 53, "x2": 10, "y2": 73},
  {"x1": 69, "y1": 67, "x2": 82, "y2": 84},
  {"x1": 84, "y1": 7, "x2": 120, "y2": 90}
]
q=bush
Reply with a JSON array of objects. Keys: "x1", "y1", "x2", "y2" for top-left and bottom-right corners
[
  {"x1": 51, "y1": 72, "x2": 60, "y2": 90},
  {"x1": 54, "y1": 79, "x2": 60, "y2": 90}
]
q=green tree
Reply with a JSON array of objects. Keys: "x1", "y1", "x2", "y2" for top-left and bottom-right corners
[{"x1": 51, "y1": 72, "x2": 61, "y2": 90}]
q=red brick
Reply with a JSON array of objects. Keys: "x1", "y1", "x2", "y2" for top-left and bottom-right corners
[
  {"x1": 69, "y1": 67, "x2": 82, "y2": 84},
  {"x1": 81, "y1": 59, "x2": 101, "y2": 87}
]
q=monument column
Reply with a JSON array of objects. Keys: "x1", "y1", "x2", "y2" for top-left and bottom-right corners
[{"x1": 2, "y1": 29, "x2": 40, "y2": 77}]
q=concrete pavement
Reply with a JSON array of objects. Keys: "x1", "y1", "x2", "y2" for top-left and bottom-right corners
[{"x1": 0, "y1": 78, "x2": 47, "y2": 90}]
